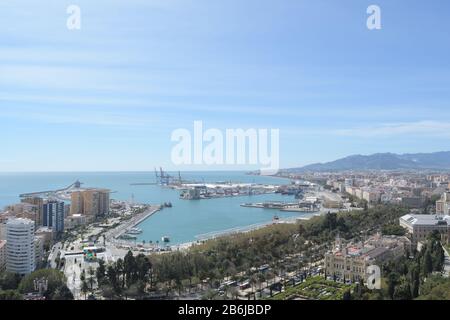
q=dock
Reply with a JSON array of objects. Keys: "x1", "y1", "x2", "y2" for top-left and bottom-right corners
[
  {"x1": 195, "y1": 216, "x2": 305, "y2": 242},
  {"x1": 106, "y1": 206, "x2": 161, "y2": 241},
  {"x1": 240, "y1": 201, "x2": 316, "y2": 211}
]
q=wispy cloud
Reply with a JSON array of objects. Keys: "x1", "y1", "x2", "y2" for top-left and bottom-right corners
[
  {"x1": 335, "y1": 121, "x2": 450, "y2": 138},
  {"x1": 0, "y1": 107, "x2": 160, "y2": 128}
]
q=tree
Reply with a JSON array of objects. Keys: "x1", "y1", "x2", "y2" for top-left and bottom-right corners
[
  {"x1": 343, "y1": 290, "x2": 352, "y2": 301},
  {"x1": 116, "y1": 258, "x2": 125, "y2": 289},
  {"x1": 18, "y1": 269, "x2": 66, "y2": 299},
  {"x1": 52, "y1": 285, "x2": 74, "y2": 300},
  {"x1": 88, "y1": 267, "x2": 96, "y2": 291},
  {"x1": 101, "y1": 285, "x2": 116, "y2": 300},
  {"x1": 0, "y1": 290, "x2": 23, "y2": 300},
  {"x1": 106, "y1": 265, "x2": 117, "y2": 287},
  {"x1": 136, "y1": 254, "x2": 152, "y2": 283},
  {"x1": 96, "y1": 259, "x2": 106, "y2": 285},
  {"x1": 0, "y1": 272, "x2": 22, "y2": 290},
  {"x1": 423, "y1": 250, "x2": 433, "y2": 276},
  {"x1": 124, "y1": 251, "x2": 136, "y2": 288},
  {"x1": 387, "y1": 272, "x2": 400, "y2": 300},
  {"x1": 81, "y1": 280, "x2": 89, "y2": 300},
  {"x1": 393, "y1": 282, "x2": 412, "y2": 300},
  {"x1": 409, "y1": 265, "x2": 420, "y2": 299},
  {"x1": 417, "y1": 276, "x2": 450, "y2": 300},
  {"x1": 382, "y1": 224, "x2": 406, "y2": 236}
]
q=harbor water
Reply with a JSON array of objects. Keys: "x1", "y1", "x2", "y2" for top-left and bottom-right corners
[{"x1": 0, "y1": 172, "x2": 314, "y2": 245}]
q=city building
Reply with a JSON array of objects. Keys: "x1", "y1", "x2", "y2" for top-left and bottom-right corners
[
  {"x1": 324, "y1": 234, "x2": 409, "y2": 283},
  {"x1": 401, "y1": 196, "x2": 425, "y2": 209},
  {"x1": 400, "y1": 214, "x2": 450, "y2": 245},
  {"x1": 0, "y1": 240, "x2": 6, "y2": 272},
  {"x1": 64, "y1": 214, "x2": 92, "y2": 230},
  {"x1": 6, "y1": 218, "x2": 36, "y2": 275},
  {"x1": 42, "y1": 200, "x2": 65, "y2": 235},
  {"x1": 35, "y1": 227, "x2": 54, "y2": 249},
  {"x1": 0, "y1": 220, "x2": 6, "y2": 240},
  {"x1": 70, "y1": 189, "x2": 110, "y2": 217},
  {"x1": 21, "y1": 197, "x2": 44, "y2": 226},
  {"x1": 345, "y1": 178, "x2": 354, "y2": 187},
  {"x1": 436, "y1": 192, "x2": 450, "y2": 215},
  {"x1": 34, "y1": 235, "x2": 44, "y2": 268},
  {"x1": 362, "y1": 190, "x2": 381, "y2": 204},
  {"x1": 3, "y1": 202, "x2": 40, "y2": 225}
]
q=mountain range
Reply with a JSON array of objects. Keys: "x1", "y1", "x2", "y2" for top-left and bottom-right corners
[{"x1": 286, "y1": 151, "x2": 450, "y2": 172}]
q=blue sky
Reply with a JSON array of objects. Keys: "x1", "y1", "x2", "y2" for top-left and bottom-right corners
[{"x1": 1, "y1": 0, "x2": 450, "y2": 171}]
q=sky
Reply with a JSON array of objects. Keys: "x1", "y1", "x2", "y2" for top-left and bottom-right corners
[{"x1": 1, "y1": 0, "x2": 450, "y2": 172}]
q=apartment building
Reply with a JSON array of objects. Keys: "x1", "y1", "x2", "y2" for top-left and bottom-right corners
[
  {"x1": 42, "y1": 200, "x2": 65, "y2": 235},
  {"x1": 0, "y1": 240, "x2": 6, "y2": 272},
  {"x1": 70, "y1": 189, "x2": 110, "y2": 217},
  {"x1": 6, "y1": 218, "x2": 36, "y2": 275},
  {"x1": 400, "y1": 214, "x2": 450, "y2": 245},
  {"x1": 436, "y1": 192, "x2": 450, "y2": 215}
]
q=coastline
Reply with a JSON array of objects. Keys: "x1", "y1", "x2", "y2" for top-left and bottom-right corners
[{"x1": 171, "y1": 213, "x2": 318, "y2": 251}]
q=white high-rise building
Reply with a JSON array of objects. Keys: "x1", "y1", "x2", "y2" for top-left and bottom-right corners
[{"x1": 6, "y1": 218, "x2": 36, "y2": 275}]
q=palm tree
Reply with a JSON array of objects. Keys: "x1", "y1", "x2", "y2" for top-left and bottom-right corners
[
  {"x1": 257, "y1": 273, "x2": 266, "y2": 291},
  {"x1": 116, "y1": 258, "x2": 125, "y2": 289},
  {"x1": 88, "y1": 267, "x2": 96, "y2": 291},
  {"x1": 249, "y1": 275, "x2": 258, "y2": 298},
  {"x1": 81, "y1": 280, "x2": 89, "y2": 300}
]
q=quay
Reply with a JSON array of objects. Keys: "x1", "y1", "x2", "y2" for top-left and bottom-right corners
[
  {"x1": 178, "y1": 182, "x2": 279, "y2": 200},
  {"x1": 241, "y1": 201, "x2": 319, "y2": 213},
  {"x1": 130, "y1": 182, "x2": 158, "y2": 186},
  {"x1": 105, "y1": 205, "x2": 161, "y2": 241},
  {"x1": 194, "y1": 216, "x2": 306, "y2": 242}
]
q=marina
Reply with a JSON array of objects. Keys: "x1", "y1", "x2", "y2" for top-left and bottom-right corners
[
  {"x1": 105, "y1": 205, "x2": 161, "y2": 242},
  {"x1": 0, "y1": 171, "x2": 319, "y2": 245}
]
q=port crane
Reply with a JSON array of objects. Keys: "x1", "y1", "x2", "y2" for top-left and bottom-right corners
[{"x1": 155, "y1": 167, "x2": 184, "y2": 186}]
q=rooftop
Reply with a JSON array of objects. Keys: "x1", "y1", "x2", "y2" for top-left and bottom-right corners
[{"x1": 400, "y1": 214, "x2": 450, "y2": 226}]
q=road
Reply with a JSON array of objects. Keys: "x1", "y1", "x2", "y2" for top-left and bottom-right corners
[
  {"x1": 48, "y1": 242, "x2": 63, "y2": 269},
  {"x1": 442, "y1": 245, "x2": 450, "y2": 277}
]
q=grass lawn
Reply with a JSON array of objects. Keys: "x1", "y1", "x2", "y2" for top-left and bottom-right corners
[{"x1": 268, "y1": 276, "x2": 354, "y2": 301}]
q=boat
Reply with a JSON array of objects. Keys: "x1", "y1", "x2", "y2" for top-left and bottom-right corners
[
  {"x1": 162, "y1": 236, "x2": 170, "y2": 243},
  {"x1": 164, "y1": 202, "x2": 173, "y2": 208},
  {"x1": 119, "y1": 234, "x2": 137, "y2": 240},
  {"x1": 240, "y1": 203, "x2": 264, "y2": 208},
  {"x1": 126, "y1": 227, "x2": 143, "y2": 235},
  {"x1": 263, "y1": 202, "x2": 287, "y2": 209}
]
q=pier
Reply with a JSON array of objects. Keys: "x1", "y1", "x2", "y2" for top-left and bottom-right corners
[
  {"x1": 105, "y1": 205, "x2": 161, "y2": 241},
  {"x1": 241, "y1": 201, "x2": 319, "y2": 213},
  {"x1": 19, "y1": 180, "x2": 84, "y2": 198},
  {"x1": 179, "y1": 182, "x2": 279, "y2": 200}
]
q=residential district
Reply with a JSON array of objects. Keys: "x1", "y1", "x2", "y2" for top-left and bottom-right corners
[{"x1": 1, "y1": 171, "x2": 450, "y2": 300}]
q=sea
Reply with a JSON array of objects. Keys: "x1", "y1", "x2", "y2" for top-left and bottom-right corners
[{"x1": 0, "y1": 172, "x2": 313, "y2": 245}]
